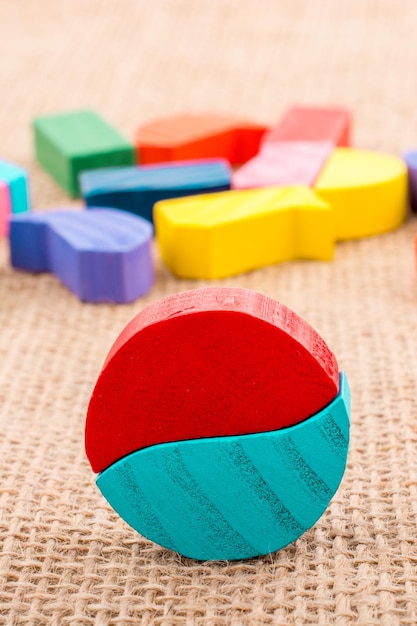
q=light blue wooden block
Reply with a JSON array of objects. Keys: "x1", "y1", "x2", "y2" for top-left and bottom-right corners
[
  {"x1": 97, "y1": 372, "x2": 350, "y2": 561},
  {"x1": 0, "y1": 160, "x2": 30, "y2": 214}
]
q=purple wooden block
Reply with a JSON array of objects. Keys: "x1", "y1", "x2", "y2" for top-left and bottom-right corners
[
  {"x1": 10, "y1": 208, "x2": 154, "y2": 303},
  {"x1": 232, "y1": 141, "x2": 333, "y2": 190},
  {"x1": 403, "y1": 151, "x2": 417, "y2": 212}
]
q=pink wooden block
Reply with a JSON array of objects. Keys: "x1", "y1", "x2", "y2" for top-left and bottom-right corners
[
  {"x1": 0, "y1": 182, "x2": 11, "y2": 237},
  {"x1": 232, "y1": 141, "x2": 333, "y2": 190},
  {"x1": 263, "y1": 106, "x2": 351, "y2": 146}
]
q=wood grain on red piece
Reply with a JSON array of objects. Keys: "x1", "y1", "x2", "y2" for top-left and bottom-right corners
[
  {"x1": 264, "y1": 106, "x2": 351, "y2": 147},
  {"x1": 135, "y1": 113, "x2": 266, "y2": 165},
  {"x1": 85, "y1": 287, "x2": 339, "y2": 473}
]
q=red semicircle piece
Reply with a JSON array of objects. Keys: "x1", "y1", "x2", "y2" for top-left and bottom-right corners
[{"x1": 85, "y1": 287, "x2": 339, "y2": 473}]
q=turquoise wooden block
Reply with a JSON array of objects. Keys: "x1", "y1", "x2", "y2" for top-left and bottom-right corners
[
  {"x1": 96, "y1": 372, "x2": 350, "y2": 561},
  {"x1": 0, "y1": 160, "x2": 30, "y2": 214}
]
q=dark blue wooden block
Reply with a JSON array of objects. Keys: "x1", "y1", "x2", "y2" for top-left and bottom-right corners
[
  {"x1": 10, "y1": 215, "x2": 50, "y2": 271},
  {"x1": 79, "y1": 159, "x2": 232, "y2": 223},
  {"x1": 10, "y1": 209, "x2": 154, "y2": 303}
]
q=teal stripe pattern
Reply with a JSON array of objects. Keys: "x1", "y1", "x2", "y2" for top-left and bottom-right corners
[{"x1": 97, "y1": 372, "x2": 350, "y2": 561}]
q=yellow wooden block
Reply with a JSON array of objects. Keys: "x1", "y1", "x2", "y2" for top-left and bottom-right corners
[
  {"x1": 154, "y1": 186, "x2": 333, "y2": 279},
  {"x1": 314, "y1": 148, "x2": 407, "y2": 240}
]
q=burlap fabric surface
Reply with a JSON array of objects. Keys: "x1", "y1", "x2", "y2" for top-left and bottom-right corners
[{"x1": 1, "y1": 1, "x2": 417, "y2": 624}]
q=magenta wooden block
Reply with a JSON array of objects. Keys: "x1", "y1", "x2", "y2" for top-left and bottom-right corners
[
  {"x1": 232, "y1": 141, "x2": 333, "y2": 190},
  {"x1": 0, "y1": 182, "x2": 11, "y2": 237}
]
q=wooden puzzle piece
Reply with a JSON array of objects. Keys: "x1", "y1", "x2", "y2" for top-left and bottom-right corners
[
  {"x1": 232, "y1": 141, "x2": 333, "y2": 189},
  {"x1": 0, "y1": 182, "x2": 11, "y2": 237},
  {"x1": 154, "y1": 186, "x2": 334, "y2": 279},
  {"x1": 135, "y1": 112, "x2": 266, "y2": 165},
  {"x1": 264, "y1": 105, "x2": 351, "y2": 146},
  {"x1": 10, "y1": 209, "x2": 153, "y2": 303},
  {"x1": 403, "y1": 150, "x2": 417, "y2": 212},
  {"x1": 80, "y1": 159, "x2": 232, "y2": 223},
  {"x1": 314, "y1": 148, "x2": 407, "y2": 239},
  {"x1": 85, "y1": 287, "x2": 339, "y2": 473},
  {"x1": 96, "y1": 372, "x2": 349, "y2": 561},
  {"x1": 33, "y1": 110, "x2": 135, "y2": 197}
]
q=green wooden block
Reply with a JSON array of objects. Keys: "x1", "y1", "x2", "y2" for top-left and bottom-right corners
[{"x1": 33, "y1": 110, "x2": 135, "y2": 197}]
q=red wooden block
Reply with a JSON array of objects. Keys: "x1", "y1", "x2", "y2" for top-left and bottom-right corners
[
  {"x1": 233, "y1": 123, "x2": 268, "y2": 164},
  {"x1": 135, "y1": 113, "x2": 266, "y2": 165},
  {"x1": 264, "y1": 105, "x2": 351, "y2": 147},
  {"x1": 85, "y1": 287, "x2": 339, "y2": 473}
]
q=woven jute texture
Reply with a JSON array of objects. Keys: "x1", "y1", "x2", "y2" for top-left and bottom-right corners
[{"x1": 1, "y1": 1, "x2": 417, "y2": 624}]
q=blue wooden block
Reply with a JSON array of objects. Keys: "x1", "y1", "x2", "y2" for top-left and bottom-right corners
[
  {"x1": 0, "y1": 160, "x2": 30, "y2": 214},
  {"x1": 96, "y1": 372, "x2": 350, "y2": 561},
  {"x1": 10, "y1": 209, "x2": 154, "y2": 303},
  {"x1": 79, "y1": 159, "x2": 232, "y2": 223},
  {"x1": 9, "y1": 216, "x2": 50, "y2": 271}
]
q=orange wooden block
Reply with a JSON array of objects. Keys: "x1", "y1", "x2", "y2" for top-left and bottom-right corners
[
  {"x1": 264, "y1": 105, "x2": 351, "y2": 147},
  {"x1": 135, "y1": 113, "x2": 266, "y2": 165}
]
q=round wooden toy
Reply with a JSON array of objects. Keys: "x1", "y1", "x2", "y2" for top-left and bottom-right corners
[{"x1": 85, "y1": 287, "x2": 350, "y2": 561}]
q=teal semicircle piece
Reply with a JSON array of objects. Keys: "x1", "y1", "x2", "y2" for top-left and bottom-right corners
[{"x1": 96, "y1": 372, "x2": 350, "y2": 561}]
